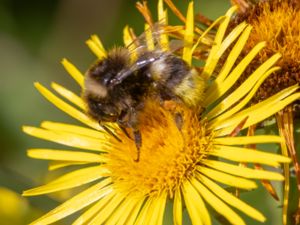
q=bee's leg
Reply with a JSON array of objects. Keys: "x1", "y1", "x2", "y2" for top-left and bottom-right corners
[
  {"x1": 99, "y1": 122, "x2": 122, "y2": 142},
  {"x1": 133, "y1": 129, "x2": 142, "y2": 162},
  {"x1": 117, "y1": 111, "x2": 133, "y2": 140},
  {"x1": 161, "y1": 98, "x2": 184, "y2": 131},
  {"x1": 127, "y1": 107, "x2": 142, "y2": 162},
  {"x1": 174, "y1": 112, "x2": 183, "y2": 131}
]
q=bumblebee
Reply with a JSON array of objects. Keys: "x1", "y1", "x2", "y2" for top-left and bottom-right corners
[{"x1": 83, "y1": 29, "x2": 204, "y2": 161}]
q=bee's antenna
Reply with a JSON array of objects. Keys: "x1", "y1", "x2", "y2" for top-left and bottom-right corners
[{"x1": 99, "y1": 122, "x2": 122, "y2": 142}]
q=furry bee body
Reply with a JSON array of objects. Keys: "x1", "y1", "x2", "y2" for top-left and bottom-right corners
[{"x1": 83, "y1": 46, "x2": 204, "y2": 161}]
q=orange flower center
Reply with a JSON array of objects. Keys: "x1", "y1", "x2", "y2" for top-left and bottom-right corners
[{"x1": 105, "y1": 100, "x2": 213, "y2": 197}]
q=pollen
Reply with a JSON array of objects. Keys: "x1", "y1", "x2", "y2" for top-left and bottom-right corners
[
  {"x1": 105, "y1": 99, "x2": 213, "y2": 197},
  {"x1": 231, "y1": 0, "x2": 300, "y2": 102}
]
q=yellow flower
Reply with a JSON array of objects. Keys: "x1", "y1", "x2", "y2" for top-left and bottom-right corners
[
  {"x1": 0, "y1": 187, "x2": 30, "y2": 225},
  {"x1": 230, "y1": 0, "x2": 300, "y2": 102},
  {"x1": 23, "y1": 2, "x2": 299, "y2": 225},
  {"x1": 227, "y1": 1, "x2": 300, "y2": 224}
]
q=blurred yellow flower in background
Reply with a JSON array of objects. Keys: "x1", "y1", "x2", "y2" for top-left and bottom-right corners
[
  {"x1": 22, "y1": 1, "x2": 300, "y2": 225},
  {"x1": 0, "y1": 187, "x2": 30, "y2": 225}
]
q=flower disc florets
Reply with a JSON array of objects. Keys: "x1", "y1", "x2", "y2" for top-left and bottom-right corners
[
  {"x1": 230, "y1": 0, "x2": 300, "y2": 102},
  {"x1": 106, "y1": 99, "x2": 213, "y2": 197}
]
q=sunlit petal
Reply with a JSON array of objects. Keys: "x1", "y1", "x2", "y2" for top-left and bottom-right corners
[
  {"x1": 182, "y1": 180, "x2": 211, "y2": 225},
  {"x1": 72, "y1": 191, "x2": 115, "y2": 225},
  {"x1": 28, "y1": 181, "x2": 112, "y2": 225},
  {"x1": 197, "y1": 166, "x2": 257, "y2": 189},
  {"x1": 173, "y1": 189, "x2": 182, "y2": 225},
  {"x1": 51, "y1": 82, "x2": 86, "y2": 110},
  {"x1": 210, "y1": 145, "x2": 290, "y2": 166},
  {"x1": 23, "y1": 126, "x2": 111, "y2": 152},
  {"x1": 23, "y1": 166, "x2": 109, "y2": 196},
  {"x1": 191, "y1": 178, "x2": 246, "y2": 225},
  {"x1": 202, "y1": 160, "x2": 284, "y2": 180},
  {"x1": 27, "y1": 149, "x2": 106, "y2": 163},
  {"x1": 61, "y1": 59, "x2": 84, "y2": 88}
]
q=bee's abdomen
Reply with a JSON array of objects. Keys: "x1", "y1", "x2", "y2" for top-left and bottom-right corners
[
  {"x1": 149, "y1": 54, "x2": 205, "y2": 107},
  {"x1": 173, "y1": 68, "x2": 205, "y2": 107}
]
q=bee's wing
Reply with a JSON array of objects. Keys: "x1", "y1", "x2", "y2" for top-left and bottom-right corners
[
  {"x1": 126, "y1": 22, "x2": 184, "y2": 55},
  {"x1": 109, "y1": 23, "x2": 184, "y2": 87},
  {"x1": 109, "y1": 54, "x2": 162, "y2": 87}
]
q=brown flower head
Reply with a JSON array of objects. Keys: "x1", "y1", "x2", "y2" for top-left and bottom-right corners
[{"x1": 230, "y1": 0, "x2": 300, "y2": 102}]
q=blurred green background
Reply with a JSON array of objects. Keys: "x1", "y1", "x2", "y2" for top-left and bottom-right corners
[{"x1": 0, "y1": 0, "x2": 298, "y2": 224}]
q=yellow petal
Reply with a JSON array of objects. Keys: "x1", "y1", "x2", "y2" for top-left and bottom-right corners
[
  {"x1": 88, "y1": 193, "x2": 125, "y2": 224},
  {"x1": 113, "y1": 196, "x2": 144, "y2": 225},
  {"x1": 198, "y1": 174, "x2": 266, "y2": 222},
  {"x1": 72, "y1": 191, "x2": 115, "y2": 225},
  {"x1": 225, "y1": 85, "x2": 298, "y2": 121},
  {"x1": 201, "y1": 6, "x2": 237, "y2": 78},
  {"x1": 214, "y1": 135, "x2": 284, "y2": 145},
  {"x1": 145, "y1": 193, "x2": 167, "y2": 225},
  {"x1": 191, "y1": 16, "x2": 226, "y2": 57},
  {"x1": 160, "y1": 10, "x2": 169, "y2": 51},
  {"x1": 214, "y1": 6, "x2": 237, "y2": 46},
  {"x1": 86, "y1": 35, "x2": 107, "y2": 59},
  {"x1": 206, "y1": 52, "x2": 281, "y2": 114},
  {"x1": 61, "y1": 59, "x2": 84, "y2": 88},
  {"x1": 202, "y1": 159, "x2": 285, "y2": 180},
  {"x1": 191, "y1": 178, "x2": 246, "y2": 225},
  {"x1": 182, "y1": 180, "x2": 210, "y2": 225},
  {"x1": 155, "y1": 193, "x2": 168, "y2": 225},
  {"x1": 123, "y1": 197, "x2": 145, "y2": 225},
  {"x1": 34, "y1": 82, "x2": 99, "y2": 129},
  {"x1": 40, "y1": 121, "x2": 107, "y2": 139},
  {"x1": 210, "y1": 145, "x2": 290, "y2": 166},
  {"x1": 145, "y1": 23, "x2": 155, "y2": 50},
  {"x1": 157, "y1": 0, "x2": 169, "y2": 50},
  {"x1": 157, "y1": 0, "x2": 164, "y2": 22},
  {"x1": 196, "y1": 167, "x2": 257, "y2": 189},
  {"x1": 205, "y1": 32, "x2": 265, "y2": 107},
  {"x1": 28, "y1": 180, "x2": 112, "y2": 225},
  {"x1": 91, "y1": 35, "x2": 106, "y2": 53},
  {"x1": 123, "y1": 25, "x2": 137, "y2": 62},
  {"x1": 134, "y1": 197, "x2": 153, "y2": 225},
  {"x1": 123, "y1": 25, "x2": 134, "y2": 47},
  {"x1": 27, "y1": 149, "x2": 106, "y2": 163},
  {"x1": 205, "y1": 24, "x2": 252, "y2": 98},
  {"x1": 51, "y1": 82, "x2": 85, "y2": 110},
  {"x1": 182, "y1": 1, "x2": 194, "y2": 65},
  {"x1": 215, "y1": 93, "x2": 300, "y2": 135},
  {"x1": 23, "y1": 126, "x2": 110, "y2": 152},
  {"x1": 105, "y1": 194, "x2": 141, "y2": 225},
  {"x1": 173, "y1": 189, "x2": 182, "y2": 225},
  {"x1": 209, "y1": 66, "x2": 280, "y2": 126},
  {"x1": 23, "y1": 166, "x2": 109, "y2": 196},
  {"x1": 215, "y1": 21, "x2": 248, "y2": 62},
  {"x1": 48, "y1": 161, "x2": 89, "y2": 171}
]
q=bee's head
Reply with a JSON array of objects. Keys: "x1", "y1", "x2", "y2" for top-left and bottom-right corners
[
  {"x1": 83, "y1": 48, "x2": 131, "y2": 122},
  {"x1": 86, "y1": 96, "x2": 119, "y2": 122},
  {"x1": 88, "y1": 48, "x2": 130, "y2": 86}
]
